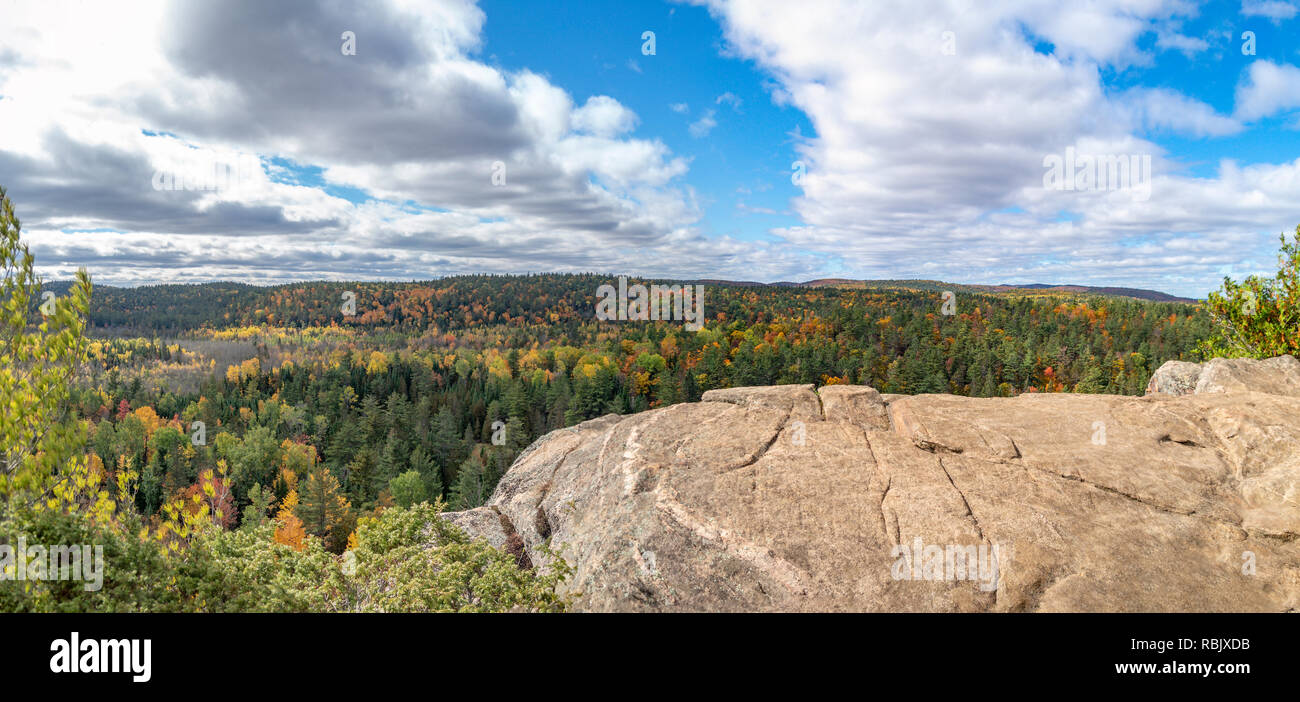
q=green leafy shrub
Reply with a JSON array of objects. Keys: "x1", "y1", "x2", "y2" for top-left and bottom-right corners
[
  {"x1": 1199, "y1": 225, "x2": 1300, "y2": 359},
  {"x1": 2, "y1": 499, "x2": 573, "y2": 612},
  {"x1": 324, "y1": 501, "x2": 574, "y2": 612}
]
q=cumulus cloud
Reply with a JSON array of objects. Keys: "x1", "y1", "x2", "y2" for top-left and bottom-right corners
[
  {"x1": 691, "y1": 0, "x2": 1300, "y2": 296},
  {"x1": 3, "y1": 0, "x2": 1298, "y2": 297},
  {"x1": 1118, "y1": 88, "x2": 1242, "y2": 136},
  {"x1": 1234, "y1": 60, "x2": 1300, "y2": 121},
  {"x1": 571, "y1": 95, "x2": 639, "y2": 138},
  {"x1": 1, "y1": 0, "x2": 814, "y2": 285},
  {"x1": 1154, "y1": 31, "x2": 1209, "y2": 56}
]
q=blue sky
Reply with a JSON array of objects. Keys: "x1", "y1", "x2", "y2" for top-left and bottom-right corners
[
  {"x1": 2, "y1": 0, "x2": 1300, "y2": 297},
  {"x1": 479, "y1": 0, "x2": 809, "y2": 244},
  {"x1": 1108, "y1": 2, "x2": 1300, "y2": 173}
]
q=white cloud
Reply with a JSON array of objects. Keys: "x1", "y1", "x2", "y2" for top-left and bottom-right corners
[
  {"x1": 689, "y1": 110, "x2": 717, "y2": 137},
  {"x1": 1241, "y1": 0, "x2": 1298, "y2": 22},
  {"x1": 0, "y1": 0, "x2": 807, "y2": 285},
  {"x1": 571, "y1": 95, "x2": 639, "y2": 137},
  {"x1": 4, "y1": 0, "x2": 1298, "y2": 297},
  {"x1": 1235, "y1": 60, "x2": 1300, "y2": 121},
  {"x1": 1155, "y1": 31, "x2": 1209, "y2": 56},
  {"x1": 716, "y1": 92, "x2": 743, "y2": 110},
  {"x1": 695, "y1": 0, "x2": 1300, "y2": 295},
  {"x1": 669, "y1": 102, "x2": 689, "y2": 113},
  {"x1": 1118, "y1": 88, "x2": 1242, "y2": 136}
]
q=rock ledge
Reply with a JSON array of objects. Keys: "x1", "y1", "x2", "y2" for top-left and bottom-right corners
[{"x1": 445, "y1": 357, "x2": 1300, "y2": 612}]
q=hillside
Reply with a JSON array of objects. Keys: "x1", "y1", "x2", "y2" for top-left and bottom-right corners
[
  {"x1": 972, "y1": 283, "x2": 1196, "y2": 303},
  {"x1": 42, "y1": 275, "x2": 1198, "y2": 332},
  {"x1": 798, "y1": 278, "x2": 1198, "y2": 303}
]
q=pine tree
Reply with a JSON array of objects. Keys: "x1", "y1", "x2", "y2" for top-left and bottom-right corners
[
  {"x1": 326, "y1": 416, "x2": 363, "y2": 472},
  {"x1": 409, "y1": 446, "x2": 442, "y2": 500},
  {"x1": 430, "y1": 405, "x2": 463, "y2": 478},
  {"x1": 450, "y1": 457, "x2": 490, "y2": 510},
  {"x1": 359, "y1": 395, "x2": 385, "y2": 445},
  {"x1": 137, "y1": 460, "x2": 164, "y2": 516},
  {"x1": 385, "y1": 391, "x2": 411, "y2": 431},
  {"x1": 504, "y1": 415, "x2": 530, "y2": 457},
  {"x1": 376, "y1": 430, "x2": 407, "y2": 488},
  {"x1": 294, "y1": 465, "x2": 354, "y2": 553},
  {"x1": 1074, "y1": 362, "x2": 1109, "y2": 394},
  {"x1": 344, "y1": 449, "x2": 377, "y2": 505},
  {"x1": 241, "y1": 482, "x2": 276, "y2": 527},
  {"x1": 482, "y1": 400, "x2": 504, "y2": 442},
  {"x1": 506, "y1": 380, "x2": 529, "y2": 419}
]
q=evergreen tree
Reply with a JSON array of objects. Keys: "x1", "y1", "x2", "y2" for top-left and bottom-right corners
[
  {"x1": 241, "y1": 483, "x2": 276, "y2": 527},
  {"x1": 410, "y1": 446, "x2": 442, "y2": 501},
  {"x1": 1074, "y1": 362, "x2": 1109, "y2": 394},
  {"x1": 294, "y1": 465, "x2": 354, "y2": 553},
  {"x1": 327, "y1": 416, "x2": 364, "y2": 472},
  {"x1": 450, "y1": 457, "x2": 490, "y2": 510},
  {"x1": 344, "y1": 449, "x2": 378, "y2": 505},
  {"x1": 376, "y1": 430, "x2": 407, "y2": 490},
  {"x1": 430, "y1": 405, "x2": 464, "y2": 482}
]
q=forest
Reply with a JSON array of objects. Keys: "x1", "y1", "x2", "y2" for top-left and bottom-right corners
[{"x1": 58, "y1": 275, "x2": 1214, "y2": 555}]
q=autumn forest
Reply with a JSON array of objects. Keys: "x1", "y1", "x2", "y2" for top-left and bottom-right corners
[{"x1": 62, "y1": 276, "x2": 1212, "y2": 547}]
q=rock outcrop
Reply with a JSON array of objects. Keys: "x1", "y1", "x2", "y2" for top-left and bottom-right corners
[
  {"x1": 1145, "y1": 353, "x2": 1300, "y2": 397},
  {"x1": 444, "y1": 357, "x2": 1300, "y2": 612}
]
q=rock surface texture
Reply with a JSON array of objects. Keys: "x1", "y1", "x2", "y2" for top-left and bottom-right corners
[{"x1": 444, "y1": 357, "x2": 1300, "y2": 612}]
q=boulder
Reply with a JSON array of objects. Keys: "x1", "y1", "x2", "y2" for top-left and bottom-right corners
[
  {"x1": 1144, "y1": 360, "x2": 1204, "y2": 396},
  {"x1": 1196, "y1": 354, "x2": 1300, "y2": 396},
  {"x1": 1146, "y1": 354, "x2": 1300, "y2": 397}
]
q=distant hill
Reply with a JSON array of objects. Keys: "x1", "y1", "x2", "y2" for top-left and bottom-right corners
[
  {"x1": 48, "y1": 276, "x2": 1197, "y2": 303},
  {"x1": 966, "y1": 283, "x2": 1196, "y2": 303},
  {"x1": 39, "y1": 273, "x2": 1200, "y2": 334},
  {"x1": 695, "y1": 278, "x2": 1200, "y2": 303}
]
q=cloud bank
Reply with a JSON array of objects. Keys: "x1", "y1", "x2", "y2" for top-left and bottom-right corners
[{"x1": 1, "y1": 0, "x2": 1297, "y2": 297}]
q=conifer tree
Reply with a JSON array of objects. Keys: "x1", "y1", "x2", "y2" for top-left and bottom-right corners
[
  {"x1": 409, "y1": 445, "x2": 442, "y2": 500},
  {"x1": 294, "y1": 465, "x2": 353, "y2": 553},
  {"x1": 450, "y1": 457, "x2": 490, "y2": 510}
]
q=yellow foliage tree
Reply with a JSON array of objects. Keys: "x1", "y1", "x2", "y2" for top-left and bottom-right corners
[
  {"x1": 132, "y1": 405, "x2": 163, "y2": 437},
  {"x1": 273, "y1": 489, "x2": 307, "y2": 551},
  {"x1": 0, "y1": 186, "x2": 93, "y2": 500},
  {"x1": 365, "y1": 350, "x2": 390, "y2": 375}
]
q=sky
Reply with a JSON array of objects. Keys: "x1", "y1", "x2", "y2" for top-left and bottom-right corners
[{"x1": 1, "y1": 0, "x2": 1299, "y2": 298}]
